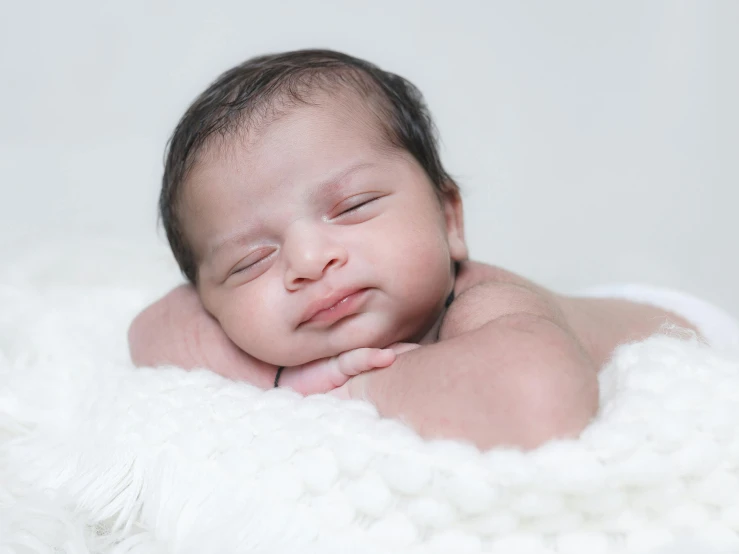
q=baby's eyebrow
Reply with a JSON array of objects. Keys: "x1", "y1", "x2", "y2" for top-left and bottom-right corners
[
  {"x1": 307, "y1": 161, "x2": 375, "y2": 202},
  {"x1": 205, "y1": 229, "x2": 258, "y2": 264}
]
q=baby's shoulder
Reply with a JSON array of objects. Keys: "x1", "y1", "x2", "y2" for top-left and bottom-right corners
[
  {"x1": 441, "y1": 261, "x2": 564, "y2": 339},
  {"x1": 455, "y1": 260, "x2": 525, "y2": 291},
  {"x1": 455, "y1": 261, "x2": 557, "y2": 304}
]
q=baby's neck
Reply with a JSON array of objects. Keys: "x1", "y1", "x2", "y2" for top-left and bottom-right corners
[{"x1": 417, "y1": 288, "x2": 456, "y2": 345}]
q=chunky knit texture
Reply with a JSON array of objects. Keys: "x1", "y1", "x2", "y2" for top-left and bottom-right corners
[{"x1": 1, "y1": 235, "x2": 738, "y2": 553}]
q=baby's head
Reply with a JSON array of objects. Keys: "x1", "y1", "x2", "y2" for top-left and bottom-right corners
[{"x1": 160, "y1": 49, "x2": 468, "y2": 366}]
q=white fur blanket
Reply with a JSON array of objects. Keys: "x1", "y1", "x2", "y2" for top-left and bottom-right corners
[{"x1": 1, "y1": 235, "x2": 738, "y2": 554}]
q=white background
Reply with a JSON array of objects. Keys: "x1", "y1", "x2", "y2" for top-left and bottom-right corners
[{"x1": 1, "y1": 0, "x2": 737, "y2": 315}]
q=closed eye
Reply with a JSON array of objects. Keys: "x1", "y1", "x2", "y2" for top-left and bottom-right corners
[
  {"x1": 339, "y1": 198, "x2": 377, "y2": 215},
  {"x1": 336, "y1": 196, "x2": 379, "y2": 218},
  {"x1": 228, "y1": 250, "x2": 274, "y2": 277},
  {"x1": 230, "y1": 261, "x2": 256, "y2": 275}
]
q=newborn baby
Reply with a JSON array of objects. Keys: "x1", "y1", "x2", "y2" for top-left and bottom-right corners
[{"x1": 129, "y1": 49, "x2": 738, "y2": 450}]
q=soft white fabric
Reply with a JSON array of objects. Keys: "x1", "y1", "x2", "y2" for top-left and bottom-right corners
[{"x1": 2, "y1": 235, "x2": 739, "y2": 554}]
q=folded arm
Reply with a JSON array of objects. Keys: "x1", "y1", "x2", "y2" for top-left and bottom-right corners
[
  {"x1": 346, "y1": 281, "x2": 599, "y2": 450},
  {"x1": 128, "y1": 285, "x2": 278, "y2": 388},
  {"x1": 129, "y1": 264, "x2": 599, "y2": 450}
]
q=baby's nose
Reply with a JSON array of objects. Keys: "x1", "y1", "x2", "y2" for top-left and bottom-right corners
[{"x1": 283, "y1": 223, "x2": 347, "y2": 289}]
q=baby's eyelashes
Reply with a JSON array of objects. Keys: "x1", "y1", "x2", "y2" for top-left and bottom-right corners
[
  {"x1": 331, "y1": 193, "x2": 384, "y2": 221},
  {"x1": 227, "y1": 248, "x2": 276, "y2": 279},
  {"x1": 338, "y1": 198, "x2": 375, "y2": 216}
]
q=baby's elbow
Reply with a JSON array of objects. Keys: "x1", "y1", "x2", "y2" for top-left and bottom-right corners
[
  {"x1": 127, "y1": 302, "x2": 161, "y2": 367},
  {"x1": 501, "y1": 317, "x2": 599, "y2": 449},
  {"x1": 517, "y1": 355, "x2": 599, "y2": 449},
  {"x1": 127, "y1": 286, "x2": 183, "y2": 367}
]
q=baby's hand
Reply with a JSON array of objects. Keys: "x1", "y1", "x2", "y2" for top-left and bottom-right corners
[
  {"x1": 328, "y1": 342, "x2": 421, "y2": 400},
  {"x1": 277, "y1": 343, "x2": 419, "y2": 396}
]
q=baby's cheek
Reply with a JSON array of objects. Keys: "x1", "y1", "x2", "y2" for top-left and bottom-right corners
[
  {"x1": 393, "y1": 241, "x2": 449, "y2": 295},
  {"x1": 222, "y1": 312, "x2": 323, "y2": 367},
  {"x1": 218, "y1": 301, "x2": 276, "y2": 354}
]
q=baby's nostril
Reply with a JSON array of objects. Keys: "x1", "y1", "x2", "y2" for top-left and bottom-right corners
[{"x1": 326, "y1": 258, "x2": 339, "y2": 270}]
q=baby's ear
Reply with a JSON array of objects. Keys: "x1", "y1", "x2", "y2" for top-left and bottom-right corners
[{"x1": 441, "y1": 187, "x2": 468, "y2": 261}]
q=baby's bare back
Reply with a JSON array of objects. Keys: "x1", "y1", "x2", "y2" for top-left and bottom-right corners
[{"x1": 454, "y1": 261, "x2": 700, "y2": 370}]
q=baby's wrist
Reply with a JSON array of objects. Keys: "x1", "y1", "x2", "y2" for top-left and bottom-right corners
[{"x1": 345, "y1": 370, "x2": 371, "y2": 402}]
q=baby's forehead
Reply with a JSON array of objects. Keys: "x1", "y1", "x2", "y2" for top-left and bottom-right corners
[
  {"x1": 212, "y1": 87, "x2": 388, "y2": 151},
  {"x1": 191, "y1": 97, "x2": 390, "y2": 184},
  {"x1": 183, "y1": 104, "x2": 395, "y2": 215}
]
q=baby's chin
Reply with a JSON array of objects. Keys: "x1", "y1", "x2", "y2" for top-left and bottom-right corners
[{"x1": 275, "y1": 313, "x2": 410, "y2": 367}]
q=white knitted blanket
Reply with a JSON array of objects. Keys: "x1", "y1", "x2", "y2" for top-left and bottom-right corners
[{"x1": 1, "y1": 235, "x2": 738, "y2": 554}]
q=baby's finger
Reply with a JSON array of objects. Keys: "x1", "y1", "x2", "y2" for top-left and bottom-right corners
[
  {"x1": 387, "y1": 342, "x2": 422, "y2": 355},
  {"x1": 277, "y1": 363, "x2": 341, "y2": 395},
  {"x1": 327, "y1": 371, "x2": 370, "y2": 402},
  {"x1": 337, "y1": 348, "x2": 395, "y2": 377}
]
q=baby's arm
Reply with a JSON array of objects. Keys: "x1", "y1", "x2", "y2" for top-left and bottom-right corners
[
  {"x1": 344, "y1": 280, "x2": 599, "y2": 450},
  {"x1": 127, "y1": 285, "x2": 396, "y2": 395},
  {"x1": 129, "y1": 285, "x2": 277, "y2": 388}
]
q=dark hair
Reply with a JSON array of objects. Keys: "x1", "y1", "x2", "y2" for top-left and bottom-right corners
[{"x1": 160, "y1": 49, "x2": 457, "y2": 284}]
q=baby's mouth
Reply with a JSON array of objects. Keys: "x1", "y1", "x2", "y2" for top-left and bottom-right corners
[{"x1": 299, "y1": 288, "x2": 370, "y2": 328}]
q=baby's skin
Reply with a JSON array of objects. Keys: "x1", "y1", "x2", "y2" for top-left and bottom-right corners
[
  {"x1": 129, "y1": 91, "x2": 699, "y2": 450},
  {"x1": 130, "y1": 260, "x2": 696, "y2": 449}
]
